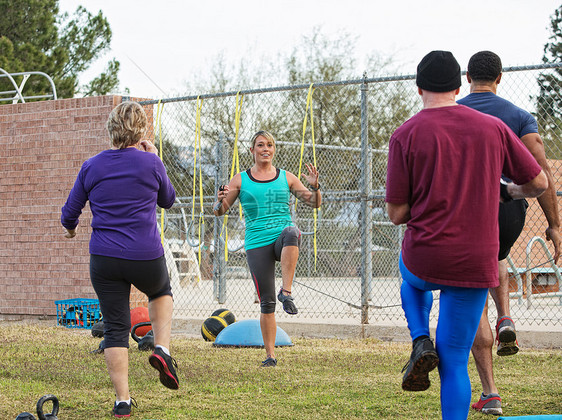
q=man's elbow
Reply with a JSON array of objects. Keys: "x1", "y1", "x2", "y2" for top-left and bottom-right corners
[
  {"x1": 524, "y1": 170, "x2": 548, "y2": 198},
  {"x1": 387, "y1": 210, "x2": 400, "y2": 225},
  {"x1": 386, "y1": 204, "x2": 409, "y2": 225}
]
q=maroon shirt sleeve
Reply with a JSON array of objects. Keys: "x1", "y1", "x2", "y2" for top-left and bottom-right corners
[
  {"x1": 500, "y1": 125, "x2": 542, "y2": 184},
  {"x1": 385, "y1": 135, "x2": 410, "y2": 204}
]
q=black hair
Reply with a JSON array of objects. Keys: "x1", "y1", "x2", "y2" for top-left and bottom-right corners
[{"x1": 467, "y1": 51, "x2": 502, "y2": 82}]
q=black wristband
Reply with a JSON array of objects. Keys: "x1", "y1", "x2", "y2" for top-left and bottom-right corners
[
  {"x1": 310, "y1": 183, "x2": 320, "y2": 191},
  {"x1": 500, "y1": 182, "x2": 513, "y2": 202}
]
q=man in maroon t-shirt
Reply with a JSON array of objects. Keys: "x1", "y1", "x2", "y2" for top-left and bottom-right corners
[{"x1": 385, "y1": 50, "x2": 547, "y2": 419}]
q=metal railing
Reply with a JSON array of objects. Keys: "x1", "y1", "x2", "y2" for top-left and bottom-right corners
[
  {"x1": 525, "y1": 236, "x2": 562, "y2": 307},
  {"x1": 0, "y1": 68, "x2": 58, "y2": 103}
]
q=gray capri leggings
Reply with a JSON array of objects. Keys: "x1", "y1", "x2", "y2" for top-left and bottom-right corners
[{"x1": 245, "y1": 226, "x2": 301, "y2": 314}]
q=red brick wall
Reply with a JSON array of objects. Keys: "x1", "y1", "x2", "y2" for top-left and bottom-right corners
[{"x1": 0, "y1": 96, "x2": 124, "y2": 318}]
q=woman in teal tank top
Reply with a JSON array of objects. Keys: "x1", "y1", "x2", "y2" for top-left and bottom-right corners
[{"x1": 213, "y1": 130, "x2": 321, "y2": 367}]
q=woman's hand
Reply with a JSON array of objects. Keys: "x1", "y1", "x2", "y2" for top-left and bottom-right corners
[
  {"x1": 139, "y1": 140, "x2": 158, "y2": 154},
  {"x1": 214, "y1": 184, "x2": 231, "y2": 214},
  {"x1": 214, "y1": 175, "x2": 241, "y2": 216},
  {"x1": 217, "y1": 184, "x2": 229, "y2": 201},
  {"x1": 63, "y1": 228, "x2": 76, "y2": 238},
  {"x1": 302, "y1": 163, "x2": 319, "y2": 189}
]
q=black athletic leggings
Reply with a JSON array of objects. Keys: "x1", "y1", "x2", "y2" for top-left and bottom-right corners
[
  {"x1": 498, "y1": 199, "x2": 528, "y2": 260},
  {"x1": 246, "y1": 226, "x2": 301, "y2": 314},
  {"x1": 90, "y1": 254, "x2": 173, "y2": 348}
]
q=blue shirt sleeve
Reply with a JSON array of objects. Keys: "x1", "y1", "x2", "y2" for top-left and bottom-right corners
[{"x1": 518, "y1": 109, "x2": 538, "y2": 138}]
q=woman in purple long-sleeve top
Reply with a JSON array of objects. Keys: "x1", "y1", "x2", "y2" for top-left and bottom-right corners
[{"x1": 61, "y1": 101, "x2": 178, "y2": 418}]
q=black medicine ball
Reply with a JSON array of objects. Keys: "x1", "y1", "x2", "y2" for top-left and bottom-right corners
[
  {"x1": 211, "y1": 308, "x2": 236, "y2": 325},
  {"x1": 201, "y1": 316, "x2": 228, "y2": 341}
]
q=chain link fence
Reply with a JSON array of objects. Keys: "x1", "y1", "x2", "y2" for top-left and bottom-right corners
[{"x1": 133, "y1": 63, "x2": 562, "y2": 327}]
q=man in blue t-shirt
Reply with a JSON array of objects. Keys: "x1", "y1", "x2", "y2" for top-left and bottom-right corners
[{"x1": 458, "y1": 51, "x2": 561, "y2": 415}]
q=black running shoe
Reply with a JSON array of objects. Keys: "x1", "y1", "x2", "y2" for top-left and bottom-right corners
[
  {"x1": 401, "y1": 337, "x2": 439, "y2": 391},
  {"x1": 112, "y1": 397, "x2": 137, "y2": 418},
  {"x1": 261, "y1": 357, "x2": 277, "y2": 367},
  {"x1": 277, "y1": 289, "x2": 298, "y2": 315},
  {"x1": 149, "y1": 347, "x2": 179, "y2": 389}
]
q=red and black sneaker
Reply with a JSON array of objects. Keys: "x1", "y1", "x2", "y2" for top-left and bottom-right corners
[
  {"x1": 496, "y1": 316, "x2": 519, "y2": 356},
  {"x1": 149, "y1": 347, "x2": 179, "y2": 390}
]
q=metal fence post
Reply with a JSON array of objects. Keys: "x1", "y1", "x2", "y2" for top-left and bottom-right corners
[
  {"x1": 360, "y1": 74, "x2": 373, "y2": 324},
  {"x1": 213, "y1": 133, "x2": 228, "y2": 304}
]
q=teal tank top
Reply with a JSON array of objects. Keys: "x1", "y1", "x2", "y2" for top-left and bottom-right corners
[{"x1": 239, "y1": 168, "x2": 294, "y2": 250}]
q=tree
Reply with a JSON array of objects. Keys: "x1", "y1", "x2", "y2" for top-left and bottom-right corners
[
  {"x1": 160, "y1": 28, "x2": 410, "y2": 211},
  {"x1": 175, "y1": 28, "x2": 408, "y2": 185},
  {"x1": 536, "y1": 4, "x2": 562, "y2": 158},
  {"x1": 0, "y1": 0, "x2": 120, "y2": 99},
  {"x1": 154, "y1": 29, "x2": 410, "y2": 277}
]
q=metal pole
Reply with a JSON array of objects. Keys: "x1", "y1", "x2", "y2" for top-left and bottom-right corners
[
  {"x1": 360, "y1": 74, "x2": 373, "y2": 324},
  {"x1": 218, "y1": 134, "x2": 229, "y2": 304},
  {"x1": 212, "y1": 137, "x2": 221, "y2": 301},
  {"x1": 213, "y1": 133, "x2": 228, "y2": 304}
]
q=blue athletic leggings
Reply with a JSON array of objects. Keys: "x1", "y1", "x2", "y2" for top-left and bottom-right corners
[{"x1": 399, "y1": 254, "x2": 488, "y2": 420}]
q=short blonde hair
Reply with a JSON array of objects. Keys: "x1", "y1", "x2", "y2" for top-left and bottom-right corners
[
  {"x1": 250, "y1": 130, "x2": 275, "y2": 148},
  {"x1": 106, "y1": 101, "x2": 148, "y2": 149}
]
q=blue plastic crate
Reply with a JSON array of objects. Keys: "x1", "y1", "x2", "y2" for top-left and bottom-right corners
[{"x1": 55, "y1": 298, "x2": 101, "y2": 329}]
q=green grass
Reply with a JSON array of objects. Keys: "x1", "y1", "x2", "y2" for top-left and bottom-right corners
[{"x1": 0, "y1": 323, "x2": 560, "y2": 419}]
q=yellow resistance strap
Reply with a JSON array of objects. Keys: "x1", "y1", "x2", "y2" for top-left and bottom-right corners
[
  {"x1": 296, "y1": 84, "x2": 319, "y2": 270},
  {"x1": 223, "y1": 92, "x2": 244, "y2": 262},
  {"x1": 191, "y1": 97, "x2": 204, "y2": 277},
  {"x1": 155, "y1": 100, "x2": 165, "y2": 245}
]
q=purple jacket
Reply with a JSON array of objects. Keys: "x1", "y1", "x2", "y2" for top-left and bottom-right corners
[{"x1": 61, "y1": 148, "x2": 176, "y2": 260}]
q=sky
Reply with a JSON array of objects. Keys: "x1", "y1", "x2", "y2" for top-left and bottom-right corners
[{"x1": 58, "y1": 0, "x2": 562, "y2": 100}]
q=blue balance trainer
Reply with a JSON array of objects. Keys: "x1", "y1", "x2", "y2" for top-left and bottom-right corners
[
  {"x1": 213, "y1": 319, "x2": 293, "y2": 347},
  {"x1": 498, "y1": 416, "x2": 562, "y2": 420},
  {"x1": 498, "y1": 414, "x2": 562, "y2": 420}
]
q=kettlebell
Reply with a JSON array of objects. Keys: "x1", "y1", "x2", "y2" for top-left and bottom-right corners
[
  {"x1": 138, "y1": 329, "x2": 155, "y2": 351},
  {"x1": 131, "y1": 321, "x2": 154, "y2": 351},
  {"x1": 15, "y1": 412, "x2": 36, "y2": 420},
  {"x1": 91, "y1": 320, "x2": 104, "y2": 338},
  {"x1": 91, "y1": 338, "x2": 105, "y2": 354},
  {"x1": 36, "y1": 394, "x2": 59, "y2": 420}
]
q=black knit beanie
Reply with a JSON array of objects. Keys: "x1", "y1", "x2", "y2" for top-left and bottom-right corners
[{"x1": 416, "y1": 50, "x2": 461, "y2": 92}]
